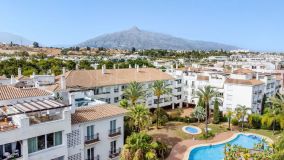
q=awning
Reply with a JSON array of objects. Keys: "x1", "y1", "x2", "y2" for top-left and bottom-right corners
[{"x1": 0, "y1": 99, "x2": 70, "y2": 117}]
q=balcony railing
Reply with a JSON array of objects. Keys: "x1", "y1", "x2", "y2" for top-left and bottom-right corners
[
  {"x1": 85, "y1": 155, "x2": 100, "y2": 160},
  {"x1": 85, "y1": 133, "x2": 100, "y2": 145},
  {"x1": 109, "y1": 148, "x2": 121, "y2": 159},
  {"x1": 29, "y1": 114, "x2": 62, "y2": 125},
  {"x1": 0, "y1": 118, "x2": 18, "y2": 132},
  {"x1": 109, "y1": 127, "x2": 121, "y2": 137}
]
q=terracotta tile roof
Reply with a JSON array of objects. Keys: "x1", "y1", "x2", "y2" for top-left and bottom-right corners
[
  {"x1": 58, "y1": 68, "x2": 174, "y2": 90},
  {"x1": 71, "y1": 104, "x2": 128, "y2": 124},
  {"x1": 225, "y1": 78, "x2": 264, "y2": 86},
  {"x1": 197, "y1": 75, "x2": 209, "y2": 81},
  {"x1": 233, "y1": 68, "x2": 254, "y2": 75},
  {"x1": 0, "y1": 85, "x2": 52, "y2": 101}
]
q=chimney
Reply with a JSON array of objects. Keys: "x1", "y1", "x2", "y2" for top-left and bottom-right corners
[
  {"x1": 69, "y1": 94, "x2": 76, "y2": 114},
  {"x1": 18, "y1": 68, "x2": 22, "y2": 78},
  {"x1": 34, "y1": 81, "x2": 40, "y2": 88},
  {"x1": 102, "y1": 64, "x2": 106, "y2": 74},
  {"x1": 129, "y1": 64, "x2": 132, "y2": 68},
  {"x1": 136, "y1": 65, "x2": 140, "y2": 72},
  {"x1": 62, "y1": 67, "x2": 66, "y2": 75},
  {"x1": 61, "y1": 75, "x2": 66, "y2": 90},
  {"x1": 10, "y1": 75, "x2": 14, "y2": 84}
]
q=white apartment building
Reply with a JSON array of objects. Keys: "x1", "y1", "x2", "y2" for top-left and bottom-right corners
[
  {"x1": 167, "y1": 67, "x2": 281, "y2": 113},
  {"x1": 0, "y1": 85, "x2": 71, "y2": 160},
  {"x1": 67, "y1": 104, "x2": 127, "y2": 160},
  {"x1": 0, "y1": 84, "x2": 128, "y2": 160},
  {"x1": 47, "y1": 66, "x2": 184, "y2": 110}
]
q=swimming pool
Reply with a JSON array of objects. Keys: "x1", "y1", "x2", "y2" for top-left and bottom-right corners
[
  {"x1": 182, "y1": 126, "x2": 202, "y2": 135},
  {"x1": 188, "y1": 134, "x2": 267, "y2": 160}
]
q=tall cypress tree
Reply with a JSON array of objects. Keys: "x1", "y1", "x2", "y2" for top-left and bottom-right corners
[{"x1": 213, "y1": 98, "x2": 220, "y2": 124}]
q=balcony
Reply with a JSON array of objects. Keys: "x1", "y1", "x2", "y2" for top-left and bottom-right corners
[
  {"x1": 85, "y1": 155, "x2": 100, "y2": 160},
  {"x1": 29, "y1": 113, "x2": 63, "y2": 125},
  {"x1": 109, "y1": 148, "x2": 121, "y2": 159},
  {"x1": 0, "y1": 117, "x2": 18, "y2": 132},
  {"x1": 109, "y1": 127, "x2": 121, "y2": 137},
  {"x1": 85, "y1": 133, "x2": 100, "y2": 145}
]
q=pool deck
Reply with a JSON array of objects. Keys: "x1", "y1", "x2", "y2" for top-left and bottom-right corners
[
  {"x1": 166, "y1": 131, "x2": 234, "y2": 160},
  {"x1": 167, "y1": 131, "x2": 273, "y2": 160}
]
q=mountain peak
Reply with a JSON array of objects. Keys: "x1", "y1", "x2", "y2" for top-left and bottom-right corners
[
  {"x1": 78, "y1": 27, "x2": 238, "y2": 50},
  {"x1": 128, "y1": 26, "x2": 141, "y2": 32}
]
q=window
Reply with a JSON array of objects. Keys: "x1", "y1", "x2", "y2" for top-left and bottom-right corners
[
  {"x1": 47, "y1": 133, "x2": 54, "y2": 148},
  {"x1": 87, "y1": 147, "x2": 94, "y2": 160},
  {"x1": 177, "y1": 87, "x2": 182, "y2": 92},
  {"x1": 110, "y1": 120, "x2": 116, "y2": 131},
  {"x1": 28, "y1": 131, "x2": 62, "y2": 154},
  {"x1": 37, "y1": 135, "x2": 45, "y2": 151},
  {"x1": 154, "y1": 99, "x2": 158, "y2": 104},
  {"x1": 55, "y1": 131, "x2": 62, "y2": 146},
  {"x1": 28, "y1": 137, "x2": 37, "y2": 153},
  {"x1": 105, "y1": 98, "x2": 111, "y2": 104},
  {"x1": 176, "y1": 79, "x2": 182, "y2": 84},
  {"x1": 177, "y1": 95, "x2": 181, "y2": 100},
  {"x1": 4, "y1": 143, "x2": 12, "y2": 155},
  {"x1": 114, "y1": 97, "x2": 119, "y2": 103},
  {"x1": 114, "y1": 87, "x2": 119, "y2": 93},
  {"x1": 87, "y1": 125, "x2": 94, "y2": 140},
  {"x1": 0, "y1": 145, "x2": 3, "y2": 158},
  {"x1": 110, "y1": 141, "x2": 117, "y2": 154}
]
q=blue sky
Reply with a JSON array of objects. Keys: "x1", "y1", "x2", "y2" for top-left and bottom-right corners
[{"x1": 0, "y1": 0, "x2": 283, "y2": 51}]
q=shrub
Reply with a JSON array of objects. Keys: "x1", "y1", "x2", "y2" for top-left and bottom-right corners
[
  {"x1": 168, "y1": 108, "x2": 183, "y2": 119},
  {"x1": 248, "y1": 113, "x2": 262, "y2": 129},
  {"x1": 198, "y1": 131, "x2": 215, "y2": 139},
  {"x1": 232, "y1": 118, "x2": 239, "y2": 126},
  {"x1": 153, "y1": 108, "x2": 169, "y2": 126},
  {"x1": 220, "y1": 114, "x2": 228, "y2": 122}
]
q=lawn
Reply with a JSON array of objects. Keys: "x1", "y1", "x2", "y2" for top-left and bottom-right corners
[
  {"x1": 245, "y1": 128, "x2": 282, "y2": 141},
  {"x1": 147, "y1": 121, "x2": 230, "y2": 149},
  {"x1": 147, "y1": 121, "x2": 281, "y2": 149}
]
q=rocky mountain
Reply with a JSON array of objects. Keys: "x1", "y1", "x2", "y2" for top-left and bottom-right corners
[
  {"x1": 78, "y1": 27, "x2": 238, "y2": 50},
  {"x1": 0, "y1": 32, "x2": 33, "y2": 45}
]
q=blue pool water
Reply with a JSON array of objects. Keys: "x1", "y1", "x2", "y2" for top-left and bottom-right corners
[
  {"x1": 189, "y1": 134, "x2": 264, "y2": 160},
  {"x1": 185, "y1": 127, "x2": 199, "y2": 134}
]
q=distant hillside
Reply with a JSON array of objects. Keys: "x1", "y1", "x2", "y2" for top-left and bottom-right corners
[
  {"x1": 0, "y1": 32, "x2": 33, "y2": 45},
  {"x1": 78, "y1": 27, "x2": 238, "y2": 50}
]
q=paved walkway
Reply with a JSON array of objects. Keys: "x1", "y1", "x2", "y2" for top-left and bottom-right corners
[{"x1": 167, "y1": 131, "x2": 234, "y2": 160}]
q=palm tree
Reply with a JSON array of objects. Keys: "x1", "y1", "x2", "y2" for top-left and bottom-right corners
[
  {"x1": 120, "y1": 132, "x2": 161, "y2": 160},
  {"x1": 128, "y1": 104, "x2": 151, "y2": 132},
  {"x1": 152, "y1": 80, "x2": 171, "y2": 129},
  {"x1": 226, "y1": 108, "x2": 233, "y2": 130},
  {"x1": 119, "y1": 99, "x2": 129, "y2": 109},
  {"x1": 191, "y1": 106, "x2": 206, "y2": 123},
  {"x1": 269, "y1": 93, "x2": 284, "y2": 110},
  {"x1": 261, "y1": 107, "x2": 283, "y2": 134},
  {"x1": 195, "y1": 85, "x2": 219, "y2": 135},
  {"x1": 123, "y1": 81, "x2": 145, "y2": 107},
  {"x1": 235, "y1": 105, "x2": 250, "y2": 132}
]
